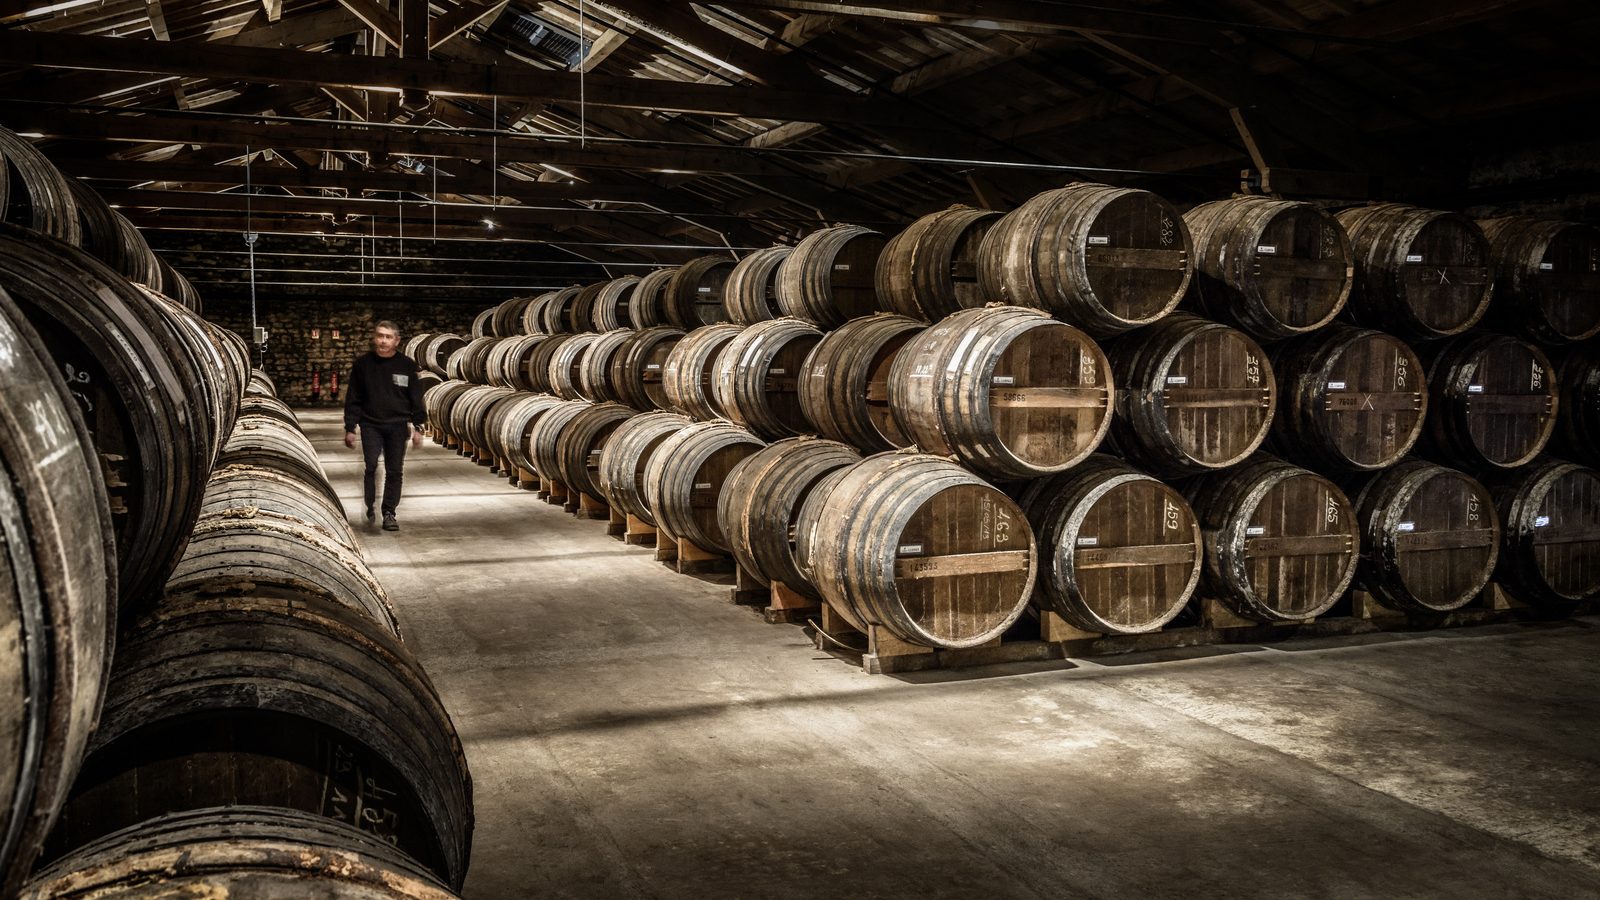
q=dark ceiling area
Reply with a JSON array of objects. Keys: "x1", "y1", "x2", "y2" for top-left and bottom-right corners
[{"x1": 2, "y1": 0, "x2": 1596, "y2": 303}]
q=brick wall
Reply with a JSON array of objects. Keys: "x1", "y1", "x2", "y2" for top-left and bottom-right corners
[{"x1": 206, "y1": 296, "x2": 478, "y2": 406}]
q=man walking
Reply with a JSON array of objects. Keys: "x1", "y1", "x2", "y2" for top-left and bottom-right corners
[{"x1": 344, "y1": 320, "x2": 426, "y2": 531}]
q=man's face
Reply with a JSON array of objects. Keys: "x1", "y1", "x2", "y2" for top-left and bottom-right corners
[{"x1": 374, "y1": 327, "x2": 400, "y2": 355}]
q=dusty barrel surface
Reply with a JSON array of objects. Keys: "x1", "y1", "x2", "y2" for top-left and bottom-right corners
[
  {"x1": 490, "y1": 334, "x2": 549, "y2": 393},
  {"x1": 725, "y1": 246, "x2": 791, "y2": 324},
  {"x1": 528, "y1": 399, "x2": 592, "y2": 483},
  {"x1": 799, "y1": 313, "x2": 925, "y2": 452},
  {"x1": 628, "y1": 267, "x2": 676, "y2": 329},
  {"x1": 1348, "y1": 460, "x2": 1499, "y2": 614},
  {"x1": 421, "y1": 333, "x2": 468, "y2": 378},
  {"x1": 1106, "y1": 312, "x2": 1275, "y2": 476},
  {"x1": 1269, "y1": 325, "x2": 1428, "y2": 472},
  {"x1": 569, "y1": 281, "x2": 609, "y2": 333},
  {"x1": 643, "y1": 420, "x2": 766, "y2": 550},
  {"x1": 41, "y1": 593, "x2": 474, "y2": 891},
  {"x1": 803, "y1": 452, "x2": 1036, "y2": 649},
  {"x1": 0, "y1": 125, "x2": 80, "y2": 244},
  {"x1": 1419, "y1": 332, "x2": 1558, "y2": 470},
  {"x1": 877, "y1": 205, "x2": 1001, "y2": 322},
  {"x1": 489, "y1": 393, "x2": 564, "y2": 476},
  {"x1": 489, "y1": 294, "x2": 537, "y2": 337},
  {"x1": 1183, "y1": 454, "x2": 1359, "y2": 622},
  {"x1": 598, "y1": 411, "x2": 692, "y2": 525},
  {"x1": 1552, "y1": 345, "x2": 1600, "y2": 464},
  {"x1": 555, "y1": 401, "x2": 638, "y2": 502},
  {"x1": 591, "y1": 276, "x2": 642, "y2": 332},
  {"x1": 536, "y1": 286, "x2": 585, "y2": 335},
  {"x1": 0, "y1": 289, "x2": 116, "y2": 899},
  {"x1": 611, "y1": 326, "x2": 686, "y2": 412},
  {"x1": 664, "y1": 256, "x2": 735, "y2": 328},
  {"x1": 889, "y1": 305, "x2": 1113, "y2": 480},
  {"x1": 1183, "y1": 196, "x2": 1352, "y2": 341},
  {"x1": 546, "y1": 332, "x2": 599, "y2": 401},
  {"x1": 776, "y1": 225, "x2": 886, "y2": 328},
  {"x1": 423, "y1": 381, "x2": 474, "y2": 442},
  {"x1": 217, "y1": 415, "x2": 341, "y2": 512},
  {"x1": 1486, "y1": 458, "x2": 1600, "y2": 604},
  {"x1": 23, "y1": 806, "x2": 460, "y2": 900},
  {"x1": 1478, "y1": 216, "x2": 1600, "y2": 344},
  {"x1": 977, "y1": 182, "x2": 1192, "y2": 337},
  {"x1": 577, "y1": 329, "x2": 636, "y2": 403},
  {"x1": 713, "y1": 317, "x2": 824, "y2": 440},
  {"x1": 1337, "y1": 203, "x2": 1493, "y2": 341},
  {"x1": 199, "y1": 463, "x2": 352, "y2": 549},
  {"x1": 1020, "y1": 455, "x2": 1202, "y2": 634},
  {"x1": 662, "y1": 323, "x2": 743, "y2": 421},
  {"x1": 68, "y1": 179, "x2": 161, "y2": 289},
  {"x1": 718, "y1": 437, "x2": 862, "y2": 597},
  {"x1": 469, "y1": 308, "x2": 493, "y2": 339}
]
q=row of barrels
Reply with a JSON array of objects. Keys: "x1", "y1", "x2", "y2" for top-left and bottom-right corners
[
  {"x1": 433, "y1": 300, "x2": 1600, "y2": 483},
  {"x1": 468, "y1": 188, "x2": 1598, "y2": 348},
  {"x1": 424, "y1": 379, "x2": 1600, "y2": 652},
  {"x1": 19, "y1": 381, "x2": 473, "y2": 898}
]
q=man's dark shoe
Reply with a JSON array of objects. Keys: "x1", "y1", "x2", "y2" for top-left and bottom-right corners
[
  {"x1": 365, "y1": 504, "x2": 375, "y2": 521},
  {"x1": 382, "y1": 513, "x2": 399, "y2": 531}
]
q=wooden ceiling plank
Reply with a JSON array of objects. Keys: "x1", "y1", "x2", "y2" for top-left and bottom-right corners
[{"x1": 428, "y1": 0, "x2": 508, "y2": 49}]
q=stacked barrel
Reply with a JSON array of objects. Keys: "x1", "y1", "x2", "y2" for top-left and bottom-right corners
[{"x1": 430, "y1": 181, "x2": 1599, "y2": 662}]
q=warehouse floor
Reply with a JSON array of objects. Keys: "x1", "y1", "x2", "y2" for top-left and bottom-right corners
[{"x1": 302, "y1": 409, "x2": 1600, "y2": 899}]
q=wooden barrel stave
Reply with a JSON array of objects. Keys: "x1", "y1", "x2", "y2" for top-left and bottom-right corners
[
  {"x1": 1419, "y1": 332, "x2": 1558, "y2": 470},
  {"x1": 554, "y1": 402, "x2": 637, "y2": 501},
  {"x1": 528, "y1": 399, "x2": 592, "y2": 483},
  {"x1": 598, "y1": 411, "x2": 693, "y2": 525},
  {"x1": 546, "y1": 332, "x2": 599, "y2": 400},
  {"x1": 717, "y1": 437, "x2": 862, "y2": 597},
  {"x1": 1479, "y1": 217, "x2": 1600, "y2": 344},
  {"x1": 713, "y1": 317, "x2": 824, "y2": 440},
  {"x1": 643, "y1": 421, "x2": 766, "y2": 550},
  {"x1": 776, "y1": 225, "x2": 887, "y2": 328},
  {"x1": 628, "y1": 268, "x2": 677, "y2": 329},
  {"x1": 577, "y1": 329, "x2": 636, "y2": 403},
  {"x1": 875, "y1": 205, "x2": 1001, "y2": 322},
  {"x1": 725, "y1": 246, "x2": 791, "y2": 324},
  {"x1": 611, "y1": 326, "x2": 687, "y2": 412},
  {"x1": 798, "y1": 313, "x2": 925, "y2": 452},
  {"x1": 592, "y1": 276, "x2": 641, "y2": 332},
  {"x1": 662, "y1": 323, "x2": 743, "y2": 420}
]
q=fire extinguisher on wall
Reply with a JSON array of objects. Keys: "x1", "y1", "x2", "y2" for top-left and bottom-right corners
[
  {"x1": 310, "y1": 370, "x2": 322, "y2": 403},
  {"x1": 330, "y1": 371, "x2": 340, "y2": 406}
]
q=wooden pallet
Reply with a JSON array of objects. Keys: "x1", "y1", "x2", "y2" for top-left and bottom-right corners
[
  {"x1": 654, "y1": 530, "x2": 733, "y2": 576},
  {"x1": 516, "y1": 466, "x2": 538, "y2": 491},
  {"x1": 574, "y1": 491, "x2": 609, "y2": 520},
  {"x1": 540, "y1": 476, "x2": 568, "y2": 506},
  {"x1": 623, "y1": 513, "x2": 657, "y2": 547},
  {"x1": 809, "y1": 601, "x2": 1059, "y2": 676},
  {"x1": 726, "y1": 570, "x2": 820, "y2": 624}
]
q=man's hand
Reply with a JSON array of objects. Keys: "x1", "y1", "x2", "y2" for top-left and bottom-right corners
[
  {"x1": 344, "y1": 431, "x2": 357, "y2": 449},
  {"x1": 411, "y1": 430, "x2": 424, "y2": 449}
]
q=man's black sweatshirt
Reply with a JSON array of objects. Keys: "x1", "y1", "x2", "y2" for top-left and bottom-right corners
[{"x1": 344, "y1": 350, "x2": 427, "y2": 433}]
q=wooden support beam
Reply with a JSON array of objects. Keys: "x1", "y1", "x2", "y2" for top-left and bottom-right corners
[
  {"x1": 335, "y1": 0, "x2": 403, "y2": 47},
  {"x1": 888, "y1": 34, "x2": 1050, "y2": 95},
  {"x1": 400, "y1": 0, "x2": 429, "y2": 110},
  {"x1": 262, "y1": 0, "x2": 281, "y2": 23},
  {"x1": 743, "y1": 120, "x2": 823, "y2": 149},
  {"x1": 574, "y1": 27, "x2": 628, "y2": 73},
  {"x1": 709, "y1": 0, "x2": 1223, "y2": 43},
  {"x1": 146, "y1": 0, "x2": 172, "y2": 41},
  {"x1": 776, "y1": 13, "x2": 842, "y2": 50},
  {"x1": 428, "y1": 0, "x2": 508, "y2": 49}
]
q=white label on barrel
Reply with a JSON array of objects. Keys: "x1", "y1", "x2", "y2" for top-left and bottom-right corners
[
  {"x1": 993, "y1": 375, "x2": 1015, "y2": 385},
  {"x1": 1468, "y1": 384, "x2": 1485, "y2": 393},
  {"x1": 1246, "y1": 525, "x2": 1266, "y2": 536},
  {"x1": 1540, "y1": 262, "x2": 1554, "y2": 270},
  {"x1": 646, "y1": 363, "x2": 661, "y2": 370},
  {"x1": 834, "y1": 263, "x2": 851, "y2": 271},
  {"x1": 1535, "y1": 515, "x2": 1550, "y2": 527},
  {"x1": 1405, "y1": 253, "x2": 1424, "y2": 263},
  {"x1": 1088, "y1": 235, "x2": 1111, "y2": 245},
  {"x1": 1256, "y1": 244, "x2": 1277, "y2": 255},
  {"x1": 694, "y1": 482, "x2": 712, "y2": 490},
  {"x1": 898, "y1": 543, "x2": 924, "y2": 555},
  {"x1": 1328, "y1": 381, "x2": 1347, "y2": 390},
  {"x1": 1397, "y1": 522, "x2": 1415, "y2": 532},
  {"x1": 770, "y1": 368, "x2": 785, "y2": 375},
  {"x1": 697, "y1": 286, "x2": 712, "y2": 293},
  {"x1": 1166, "y1": 375, "x2": 1188, "y2": 385},
  {"x1": 1076, "y1": 536, "x2": 1099, "y2": 547}
]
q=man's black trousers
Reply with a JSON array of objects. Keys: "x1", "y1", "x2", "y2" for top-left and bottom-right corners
[{"x1": 360, "y1": 421, "x2": 409, "y2": 515}]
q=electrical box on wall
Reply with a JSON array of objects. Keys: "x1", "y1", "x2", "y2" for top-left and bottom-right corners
[{"x1": 252, "y1": 326, "x2": 269, "y2": 344}]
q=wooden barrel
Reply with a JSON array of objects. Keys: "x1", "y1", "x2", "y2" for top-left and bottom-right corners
[
  {"x1": 577, "y1": 329, "x2": 635, "y2": 403},
  {"x1": 423, "y1": 381, "x2": 474, "y2": 442},
  {"x1": 1183, "y1": 196, "x2": 1352, "y2": 341},
  {"x1": 202, "y1": 464, "x2": 350, "y2": 546},
  {"x1": 452, "y1": 336, "x2": 498, "y2": 385},
  {"x1": 0, "y1": 291, "x2": 116, "y2": 899},
  {"x1": 1479, "y1": 217, "x2": 1600, "y2": 344},
  {"x1": 569, "y1": 281, "x2": 609, "y2": 333},
  {"x1": 803, "y1": 451, "x2": 1035, "y2": 649},
  {"x1": 489, "y1": 294, "x2": 537, "y2": 337},
  {"x1": 0, "y1": 225, "x2": 231, "y2": 607},
  {"x1": 977, "y1": 182, "x2": 1192, "y2": 337},
  {"x1": 611, "y1": 326, "x2": 686, "y2": 412},
  {"x1": 713, "y1": 317, "x2": 823, "y2": 440},
  {"x1": 490, "y1": 334, "x2": 549, "y2": 392},
  {"x1": 517, "y1": 291, "x2": 557, "y2": 335},
  {"x1": 1337, "y1": 203, "x2": 1493, "y2": 341},
  {"x1": 246, "y1": 369, "x2": 277, "y2": 397},
  {"x1": 592, "y1": 276, "x2": 641, "y2": 331},
  {"x1": 1486, "y1": 458, "x2": 1600, "y2": 604},
  {"x1": 537, "y1": 285, "x2": 585, "y2": 334},
  {"x1": 799, "y1": 313, "x2": 924, "y2": 452},
  {"x1": 717, "y1": 437, "x2": 862, "y2": 596},
  {"x1": 490, "y1": 393, "x2": 564, "y2": 476},
  {"x1": 876, "y1": 205, "x2": 1002, "y2": 322},
  {"x1": 470, "y1": 307, "x2": 493, "y2": 339},
  {"x1": 1269, "y1": 325, "x2": 1428, "y2": 472},
  {"x1": 776, "y1": 225, "x2": 886, "y2": 328},
  {"x1": 68, "y1": 179, "x2": 161, "y2": 288},
  {"x1": 598, "y1": 411, "x2": 692, "y2": 526},
  {"x1": 217, "y1": 415, "x2": 337, "y2": 507},
  {"x1": 629, "y1": 267, "x2": 676, "y2": 329},
  {"x1": 889, "y1": 305, "x2": 1113, "y2": 480},
  {"x1": 725, "y1": 246, "x2": 791, "y2": 324},
  {"x1": 1106, "y1": 312, "x2": 1274, "y2": 475},
  {"x1": 555, "y1": 401, "x2": 637, "y2": 502},
  {"x1": 1019, "y1": 454, "x2": 1202, "y2": 634},
  {"x1": 41, "y1": 592, "x2": 474, "y2": 891},
  {"x1": 0, "y1": 125, "x2": 80, "y2": 244},
  {"x1": 236, "y1": 393, "x2": 300, "y2": 430},
  {"x1": 523, "y1": 332, "x2": 579, "y2": 395},
  {"x1": 643, "y1": 420, "x2": 766, "y2": 550},
  {"x1": 1552, "y1": 345, "x2": 1600, "y2": 464},
  {"x1": 23, "y1": 806, "x2": 458, "y2": 900},
  {"x1": 1183, "y1": 454, "x2": 1359, "y2": 622},
  {"x1": 1348, "y1": 460, "x2": 1499, "y2": 613},
  {"x1": 165, "y1": 508, "x2": 397, "y2": 632},
  {"x1": 791, "y1": 465, "x2": 852, "y2": 591},
  {"x1": 464, "y1": 388, "x2": 524, "y2": 457},
  {"x1": 156, "y1": 256, "x2": 204, "y2": 313},
  {"x1": 546, "y1": 332, "x2": 599, "y2": 401},
  {"x1": 528, "y1": 399, "x2": 591, "y2": 482},
  {"x1": 449, "y1": 385, "x2": 518, "y2": 452},
  {"x1": 662, "y1": 323, "x2": 743, "y2": 420},
  {"x1": 1420, "y1": 332, "x2": 1558, "y2": 470},
  {"x1": 403, "y1": 332, "x2": 431, "y2": 361},
  {"x1": 481, "y1": 337, "x2": 520, "y2": 388},
  {"x1": 421, "y1": 333, "x2": 468, "y2": 378},
  {"x1": 664, "y1": 256, "x2": 735, "y2": 328}
]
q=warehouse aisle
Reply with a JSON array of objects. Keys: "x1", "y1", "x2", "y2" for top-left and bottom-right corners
[{"x1": 303, "y1": 408, "x2": 1600, "y2": 899}]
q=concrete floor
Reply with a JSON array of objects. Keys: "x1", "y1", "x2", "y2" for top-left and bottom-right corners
[{"x1": 304, "y1": 408, "x2": 1600, "y2": 899}]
